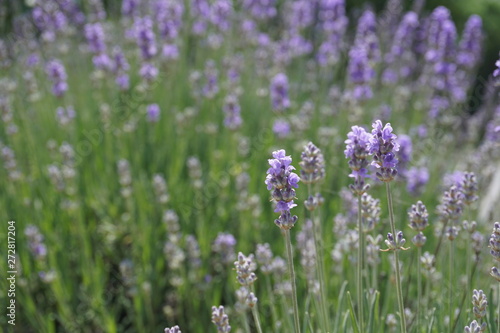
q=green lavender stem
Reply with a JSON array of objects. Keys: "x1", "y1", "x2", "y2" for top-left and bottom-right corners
[
  {"x1": 251, "y1": 304, "x2": 263, "y2": 333},
  {"x1": 498, "y1": 284, "x2": 500, "y2": 333},
  {"x1": 265, "y1": 275, "x2": 280, "y2": 331},
  {"x1": 308, "y1": 184, "x2": 329, "y2": 332},
  {"x1": 285, "y1": 229, "x2": 301, "y2": 333},
  {"x1": 449, "y1": 240, "x2": 454, "y2": 332},
  {"x1": 357, "y1": 194, "x2": 365, "y2": 333},
  {"x1": 417, "y1": 246, "x2": 422, "y2": 333},
  {"x1": 385, "y1": 182, "x2": 407, "y2": 333}
]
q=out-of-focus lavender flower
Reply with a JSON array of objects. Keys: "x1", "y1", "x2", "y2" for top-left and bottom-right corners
[
  {"x1": 135, "y1": 16, "x2": 157, "y2": 60},
  {"x1": 202, "y1": 60, "x2": 219, "y2": 99},
  {"x1": 272, "y1": 118, "x2": 291, "y2": 138},
  {"x1": 210, "y1": 0, "x2": 233, "y2": 32},
  {"x1": 300, "y1": 142, "x2": 325, "y2": 185},
  {"x1": 265, "y1": 149, "x2": 299, "y2": 230},
  {"x1": 186, "y1": 235, "x2": 202, "y2": 270},
  {"x1": 117, "y1": 159, "x2": 132, "y2": 198},
  {"x1": 122, "y1": 0, "x2": 140, "y2": 18},
  {"x1": 472, "y1": 289, "x2": 488, "y2": 321},
  {"x1": 45, "y1": 59, "x2": 68, "y2": 97},
  {"x1": 255, "y1": 243, "x2": 273, "y2": 274},
  {"x1": 152, "y1": 174, "x2": 169, "y2": 204},
  {"x1": 287, "y1": 0, "x2": 314, "y2": 30},
  {"x1": 84, "y1": 22, "x2": 106, "y2": 54},
  {"x1": 345, "y1": 125, "x2": 371, "y2": 195},
  {"x1": 361, "y1": 193, "x2": 380, "y2": 232},
  {"x1": 366, "y1": 234, "x2": 382, "y2": 266},
  {"x1": 297, "y1": 219, "x2": 319, "y2": 293},
  {"x1": 32, "y1": 1, "x2": 68, "y2": 41},
  {"x1": 464, "y1": 320, "x2": 485, "y2": 333},
  {"x1": 354, "y1": 10, "x2": 380, "y2": 63},
  {"x1": 494, "y1": 53, "x2": 500, "y2": 78},
  {"x1": 243, "y1": 0, "x2": 276, "y2": 20},
  {"x1": 223, "y1": 94, "x2": 242, "y2": 130},
  {"x1": 212, "y1": 233, "x2": 236, "y2": 265},
  {"x1": 396, "y1": 134, "x2": 412, "y2": 177},
  {"x1": 56, "y1": 106, "x2": 76, "y2": 126},
  {"x1": 471, "y1": 231, "x2": 484, "y2": 260},
  {"x1": 317, "y1": 0, "x2": 348, "y2": 67},
  {"x1": 270, "y1": 73, "x2": 290, "y2": 112},
  {"x1": 369, "y1": 120, "x2": 400, "y2": 182},
  {"x1": 406, "y1": 167, "x2": 429, "y2": 196},
  {"x1": 164, "y1": 326, "x2": 181, "y2": 333},
  {"x1": 408, "y1": 201, "x2": 428, "y2": 247},
  {"x1": 461, "y1": 172, "x2": 478, "y2": 205},
  {"x1": 146, "y1": 104, "x2": 161, "y2": 122},
  {"x1": 25, "y1": 225, "x2": 47, "y2": 260},
  {"x1": 112, "y1": 47, "x2": 130, "y2": 89},
  {"x1": 139, "y1": 63, "x2": 159, "y2": 82},
  {"x1": 383, "y1": 12, "x2": 419, "y2": 84},
  {"x1": 437, "y1": 185, "x2": 464, "y2": 225},
  {"x1": 457, "y1": 15, "x2": 483, "y2": 69},
  {"x1": 347, "y1": 46, "x2": 374, "y2": 101},
  {"x1": 211, "y1": 306, "x2": 231, "y2": 332},
  {"x1": 191, "y1": 0, "x2": 210, "y2": 35}
]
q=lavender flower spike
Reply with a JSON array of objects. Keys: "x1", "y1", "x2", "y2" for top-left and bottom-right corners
[
  {"x1": 345, "y1": 125, "x2": 371, "y2": 194},
  {"x1": 45, "y1": 59, "x2": 68, "y2": 97},
  {"x1": 265, "y1": 149, "x2": 300, "y2": 230},
  {"x1": 270, "y1": 73, "x2": 290, "y2": 112},
  {"x1": 164, "y1": 326, "x2": 181, "y2": 333},
  {"x1": 369, "y1": 120, "x2": 399, "y2": 182},
  {"x1": 211, "y1": 306, "x2": 231, "y2": 332}
]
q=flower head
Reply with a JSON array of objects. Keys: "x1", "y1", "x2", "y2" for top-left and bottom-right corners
[{"x1": 369, "y1": 120, "x2": 399, "y2": 182}]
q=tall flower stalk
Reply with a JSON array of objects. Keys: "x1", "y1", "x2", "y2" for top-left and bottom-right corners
[
  {"x1": 369, "y1": 120, "x2": 407, "y2": 333},
  {"x1": 488, "y1": 222, "x2": 500, "y2": 333},
  {"x1": 344, "y1": 125, "x2": 371, "y2": 331},
  {"x1": 408, "y1": 201, "x2": 429, "y2": 330},
  {"x1": 300, "y1": 141, "x2": 328, "y2": 331},
  {"x1": 265, "y1": 149, "x2": 301, "y2": 333}
]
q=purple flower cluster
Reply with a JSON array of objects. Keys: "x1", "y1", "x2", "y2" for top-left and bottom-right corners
[
  {"x1": 155, "y1": 0, "x2": 184, "y2": 60},
  {"x1": 489, "y1": 222, "x2": 500, "y2": 281},
  {"x1": 112, "y1": 47, "x2": 130, "y2": 90},
  {"x1": 122, "y1": 0, "x2": 140, "y2": 18},
  {"x1": 45, "y1": 59, "x2": 68, "y2": 97},
  {"x1": 347, "y1": 47, "x2": 374, "y2": 100},
  {"x1": 494, "y1": 53, "x2": 500, "y2": 78},
  {"x1": 265, "y1": 149, "x2": 299, "y2": 229},
  {"x1": 317, "y1": 0, "x2": 348, "y2": 67},
  {"x1": 212, "y1": 232, "x2": 236, "y2": 265},
  {"x1": 223, "y1": 95, "x2": 242, "y2": 130},
  {"x1": 369, "y1": 120, "x2": 400, "y2": 182},
  {"x1": 270, "y1": 73, "x2": 290, "y2": 112},
  {"x1": 84, "y1": 23, "x2": 112, "y2": 71},
  {"x1": 243, "y1": 0, "x2": 277, "y2": 20},
  {"x1": 406, "y1": 167, "x2": 429, "y2": 196},
  {"x1": 134, "y1": 16, "x2": 158, "y2": 81},
  {"x1": 25, "y1": 225, "x2": 47, "y2": 260},
  {"x1": 344, "y1": 125, "x2": 371, "y2": 194},
  {"x1": 147, "y1": 104, "x2": 161, "y2": 122},
  {"x1": 32, "y1": 0, "x2": 68, "y2": 42},
  {"x1": 457, "y1": 15, "x2": 483, "y2": 69}
]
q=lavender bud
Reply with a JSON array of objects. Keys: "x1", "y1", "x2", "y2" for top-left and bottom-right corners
[
  {"x1": 246, "y1": 292, "x2": 258, "y2": 308},
  {"x1": 223, "y1": 94, "x2": 242, "y2": 130},
  {"x1": 446, "y1": 226, "x2": 460, "y2": 241},
  {"x1": 412, "y1": 232, "x2": 427, "y2": 247},
  {"x1": 45, "y1": 59, "x2": 68, "y2": 97},
  {"x1": 24, "y1": 225, "x2": 47, "y2": 260},
  {"x1": 345, "y1": 125, "x2": 371, "y2": 195},
  {"x1": 146, "y1": 103, "x2": 161, "y2": 122},
  {"x1": 212, "y1": 232, "x2": 236, "y2": 265},
  {"x1": 471, "y1": 231, "x2": 484, "y2": 259},
  {"x1": 152, "y1": 174, "x2": 169, "y2": 204},
  {"x1": 464, "y1": 320, "x2": 485, "y2": 333},
  {"x1": 406, "y1": 167, "x2": 429, "y2": 196},
  {"x1": 299, "y1": 142, "x2": 325, "y2": 184},
  {"x1": 408, "y1": 201, "x2": 429, "y2": 231},
  {"x1": 384, "y1": 231, "x2": 407, "y2": 251},
  {"x1": 164, "y1": 326, "x2": 181, "y2": 333},
  {"x1": 461, "y1": 172, "x2": 478, "y2": 205},
  {"x1": 463, "y1": 220, "x2": 477, "y2": 234},
  {"x1": 234, "y1": 252, "x2": 257, "y2": 286},
  {"x1": 211, "y1": 305, "x2": 231, "y2": 332},
  {"x1": 361, "y1": 193, "x2": 380, "y2": 232},
  {"x1": 472, "y1": 289, "x2": 487, "y2": 320}
]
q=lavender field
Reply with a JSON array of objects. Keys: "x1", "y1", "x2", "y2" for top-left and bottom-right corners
[{"x1": 1, "y1": 0, "x2": 500, "y2": 332}]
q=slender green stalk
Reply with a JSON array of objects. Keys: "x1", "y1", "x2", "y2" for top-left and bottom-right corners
[
  {"x1": 385, "y1": 182, "x2": 407, "y2": 333},
  {"x1": 357, "y1": 194, "x2": 365, "y2": 333},
  {"x1": 265, "y1": 275, "x2": 280, "y2": 331},
  {"x1": 308, "y1": 184, "x2": 329, "y2": 332},
  {"x1": 285, "y1": 229, "x2": 301, "y2": 333},
  {"x1": 251, "y1": 304, "x2": 263, "y2": 333},
  {"x1": 449, "y1": 240, "x2": 454, "y2": 332},
  {"x1": 498, "y1": 284, "x2": 500, "y2": 333},
  {"x1": 417, "y1": 246, "x2": 422, "y2": 333}
]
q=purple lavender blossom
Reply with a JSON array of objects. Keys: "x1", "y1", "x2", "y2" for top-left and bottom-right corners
[
  {"x1": 369, "y1": 120, "x2": 400, "y2": 182},
  {"x1": 135, "y1": 16, "x2": 157, "y2": 61},
  {"x1": 223, "y1": 95, "x2": 242, "y2": 130},
  {"x1": 147, "y1": 104, "x2": 160, "y2": 122},
  {"x1": 45, "y1": 59, "x2": 68, "y2": 97},
  {"x1": 354, "y1": 10, "x2": 380, "y2": 63},
  {"x1": 396, "y1": 134, "x2": 412, "y2": 177},
  {"x1": 202, "y1": 60, "x2": 219, "y2": 98},
  {"x1": 212, "y1": 233, "x2": 237, "y2": 265},
  {"x1": 191, "y1": 0, "x2": 210, "y2": 35},
  {"x1": 493, "y1": 53, "x2": 500, "y2": 78},
  {"x1": 288, "y1": 0, "x2": 314, "y2": 30},
  {"x1": 122, "y1": 0, "x2": 140, "y2": 18},
  {"x1": 317, "y1": 0, "x2": 348, "y2": 67},
  {"x1": 112, "y1": 47, "x2": 130, "y2": 89},
  {"x1": 345, "y1": 125, "x2": 371, "y2": 194},
  {"x1": 243, "y1": 0, "x2": 277, "y2": 20},
  {"x1": 272, "y1": 119, "x2": 291, "y2": 138},
  {"x1": 457, "y1": 15, "x2": 483, "y2": 69},
  {"x1": 210, "y1": 0, "x2": 233, "y2": 32},
  {"x1": 25, "y1": 225, "x2": 47, "y2": 260},
  {"x1": 270, "y1": 73, "x2": 290, "y2": 112},
  {"x1": 84, "y1": 23, "x2": 106, "y2": 54},
  {"x1": 347, "y1": 46, "x2": 374, "y2": 100},
  {"x1": 406, "y1": 167, "x2": 429, "y2": 196},
  {"x1": 265, "y1": 149, "x2": 299, "y2": 229}
]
